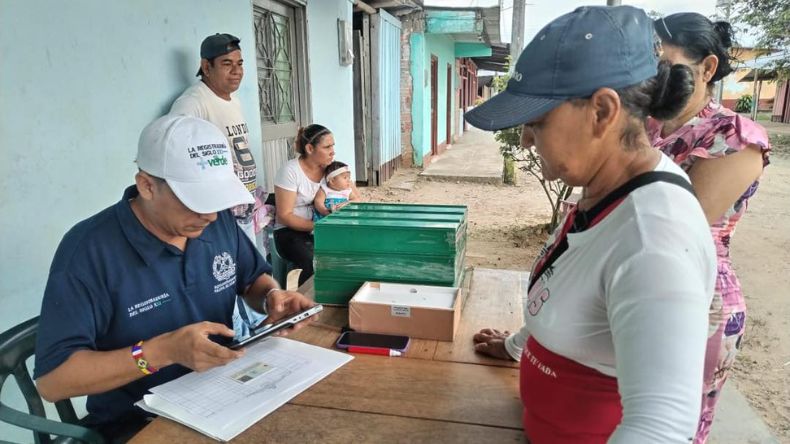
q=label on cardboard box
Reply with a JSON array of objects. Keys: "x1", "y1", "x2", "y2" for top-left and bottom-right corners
[{"x1": 391, "y1": 305, "x2": 411, "y2": 318}]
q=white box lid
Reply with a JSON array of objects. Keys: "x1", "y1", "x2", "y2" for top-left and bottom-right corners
[{"x1": 353, "y1": 282, "x2": 457, "y2": 310}]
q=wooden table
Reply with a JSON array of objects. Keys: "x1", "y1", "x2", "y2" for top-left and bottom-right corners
[{"x1": 130, "y1": 268, "x2": 528, "y2": 443}]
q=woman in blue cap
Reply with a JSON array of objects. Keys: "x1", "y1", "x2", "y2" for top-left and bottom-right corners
[{"x1": 467, "y1": 6, "x2": 717, "y2": 443}]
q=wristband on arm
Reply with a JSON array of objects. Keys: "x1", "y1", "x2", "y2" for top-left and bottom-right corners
[{"x1": 131, "y1": 340, "x2": 158, "y2": 375}]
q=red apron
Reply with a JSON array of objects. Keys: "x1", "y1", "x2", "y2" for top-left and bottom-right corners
[{"x1": 521, "y1": 337, "x2": 622, "y2": 443}]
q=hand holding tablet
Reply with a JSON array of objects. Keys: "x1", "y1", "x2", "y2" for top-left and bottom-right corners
[{"x1": 229, "y1": 304, "x2": 323, "y2": 350}]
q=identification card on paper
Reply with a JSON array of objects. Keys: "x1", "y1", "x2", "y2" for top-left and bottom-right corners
[{"x1": 230, "y1": 362, "x2": 273, "y2": 384}]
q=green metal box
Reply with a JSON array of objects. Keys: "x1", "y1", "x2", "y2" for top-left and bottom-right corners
[{"x1": 313, "y1": 203, "x2": 467, "y2": 305}]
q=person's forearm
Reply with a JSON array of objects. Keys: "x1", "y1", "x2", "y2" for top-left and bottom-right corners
[
  {"x1": 36, "y1": 334, "x2": 176, "y2": 402},
  {"x1": 504, "y1": 326, "x2": 528, "y2": 361},
  {"x1": 242, "y1": 274, "x2": 280, "y2": 314},
  {"x1": 314, "y1": 200, "x2": 331, "y2": 216},
  {"x1": 276, "y1": 213, "x2": 314, "y2": 231}
]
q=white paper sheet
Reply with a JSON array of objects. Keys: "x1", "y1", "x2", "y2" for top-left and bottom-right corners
[{"x1": 135, "y1": 337, "x2": 352, "y2": 442}]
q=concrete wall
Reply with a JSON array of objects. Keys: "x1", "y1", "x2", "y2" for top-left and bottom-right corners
[
  {"x1": 400, "y1": 26, "x2": 415, "y2": 168},
  {"x1": 306, "y1": 0, "x2": 356, "y2": 179},
  {"x1": 409, "y1": 33, "x2": 427, "y2": 166},
  {"x1": 420, "y1": 34, "x2": 456, "y2": 159},
  {"x1": 409, "y1": 32, "x2": 457, "y2": 165},
  {"x1": 455, "y1": 42, "x2": 492, "y2": 58},
  {"x1": 0, "y1": 1, "x2": 262, "y2": 440}
]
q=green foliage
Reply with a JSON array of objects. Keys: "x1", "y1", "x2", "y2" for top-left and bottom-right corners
[
  {"x1": 734, "y1": 0, "x2": 790, "y2": 79},
  {"x1": 735, "y1": 94, "x2": 753, "y2": 113},
  {"x1": 503, "y1": 156, "x2": 516, "y2": 185}
]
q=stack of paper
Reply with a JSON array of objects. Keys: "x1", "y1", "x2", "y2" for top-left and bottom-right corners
[{"x1": 135, "y1": 337, "x2": 352, "y2": 441}]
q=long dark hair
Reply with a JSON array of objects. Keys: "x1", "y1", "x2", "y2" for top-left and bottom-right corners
[
  {"x1": 294, "y1": 124, "x2": 331, "y2": 156},
  {"x1": 654, "y1": 13, "x2": 737, "y2": 86},
  {"x1": 616, "y1": 61, "x2": 695, "y2": 148}
]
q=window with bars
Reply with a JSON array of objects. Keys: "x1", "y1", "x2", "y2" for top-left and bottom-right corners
[{"x1": 254, "y1": 7, "x2": 296, "y2": 124}]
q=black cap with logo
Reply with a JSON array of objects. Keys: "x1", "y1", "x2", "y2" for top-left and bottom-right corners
[{"x1": 196, "y1": 33, "x2": 241, "y2": 77}]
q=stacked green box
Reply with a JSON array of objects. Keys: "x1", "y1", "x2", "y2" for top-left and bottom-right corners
[{"x1": 313, "y1": 203, "x2": 467, "y2": 305}]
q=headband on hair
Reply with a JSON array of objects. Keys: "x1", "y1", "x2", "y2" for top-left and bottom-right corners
[
  {"x1": 326, "y1": 166, "x2": 349, "y2": 181},
  {"x1": 305, "y1": 127, "x2": 330, "y2": 147},
  {"x1": 659, "y1": 17, "x2": 673, "y2": 39}
]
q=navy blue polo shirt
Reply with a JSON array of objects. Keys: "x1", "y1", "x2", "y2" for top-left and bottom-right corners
[{"x1": 34, "y1": 185, "x2": 271, "y2": 425}]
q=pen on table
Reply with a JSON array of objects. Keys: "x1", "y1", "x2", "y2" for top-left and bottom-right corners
[{"x1": 348, "y1": 346, "x2": 402, "y2": 357}]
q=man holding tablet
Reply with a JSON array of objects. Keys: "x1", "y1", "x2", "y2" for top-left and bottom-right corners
[{"x1": 33, "y1": 115, "x2": 316, "y2": 441}]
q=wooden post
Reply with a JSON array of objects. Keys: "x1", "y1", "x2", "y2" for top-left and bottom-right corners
[
  {"x1": 751, "y1": 68, "x2": 760, "y2": 120},
  {"x1": 510, "y1": 0, "x2": 526, "y2": 66}
]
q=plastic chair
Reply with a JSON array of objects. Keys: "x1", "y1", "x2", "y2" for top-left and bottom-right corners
[
  {"x1": 0, "y1": 317, "x2": 104, "y2": 444},
  {"x1": 267, "y1": 228, "x2": 294, "y2": 288}
]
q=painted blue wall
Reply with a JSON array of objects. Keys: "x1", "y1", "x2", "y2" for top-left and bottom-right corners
[
  {"x1": 410, "y1": 33, "x2": 427, "y2": 166},
  {"x1": 0, "y1": 0, "x2": 262, "y2": 440},
  {"x1": 425, "y1": 10, "x2": 482, "y2": 34},
  {"x1": 306, "y1": 0, "x2": 356, "y2": 180},
  {"x1": 416, "y1": 34, "x2": 456, "y2": 160},
  {"x1": 455, "y1": 42, "x2": 492, "y2": 58},
  {"x1": 409, "y1": 32, "x2": 457, "y2": 164}
]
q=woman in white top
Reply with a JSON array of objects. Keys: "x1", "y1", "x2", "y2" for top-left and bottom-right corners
[
  {"x1": 465, "y1": 6, "x2": 717, "y2": 443},
  {"x1": 274, "y1": 124, "x2": 335, "y2": 286}
]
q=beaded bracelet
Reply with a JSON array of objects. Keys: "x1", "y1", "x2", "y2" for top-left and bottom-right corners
[
  {"x1": 263, "y1": 287, "x2": 281, "y2": 314},
  {"x1": 131, "y1": 340, "x2": 158, "y2": 375}
]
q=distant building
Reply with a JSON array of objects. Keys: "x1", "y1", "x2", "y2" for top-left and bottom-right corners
[{"x1": 721, "y1": 47, "x2": 777, "y2": 112}]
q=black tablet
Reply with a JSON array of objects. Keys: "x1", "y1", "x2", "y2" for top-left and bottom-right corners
[{"x1": 228, "y1": 304, "x2": 323, "y2": 350}]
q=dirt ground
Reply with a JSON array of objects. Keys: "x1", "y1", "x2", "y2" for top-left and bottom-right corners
[{"x1": 358, "y1": 155, "x2": 790, "y2": 441}]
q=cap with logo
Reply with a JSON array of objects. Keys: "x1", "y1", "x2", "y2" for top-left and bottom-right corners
[
  {"x1": 196, "y1": 33, "x2": 241, "y2": 76},
  {"x1": 465, "y1": 5, "x2": 659, "y2": 131},
  {"x1": 136, "y1": 115, "x2": 254, "y2": 214}
]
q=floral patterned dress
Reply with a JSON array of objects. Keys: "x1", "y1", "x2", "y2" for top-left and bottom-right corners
[{"x1": 647, "y1": 100, "x2": 771, "y2": 443}]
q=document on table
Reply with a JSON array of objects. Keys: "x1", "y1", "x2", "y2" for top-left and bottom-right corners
[{"x1": 135, "y1": 337, "x2": 353, "y2": 442}]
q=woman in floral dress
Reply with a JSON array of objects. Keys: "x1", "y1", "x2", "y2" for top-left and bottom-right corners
[{"x1": 649, "y1": 13, "x2": 771, "y2": 443}]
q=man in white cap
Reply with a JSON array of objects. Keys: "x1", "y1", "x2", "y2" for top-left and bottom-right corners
[{"x1": 33, "y1": 115, "x2": 314, "y2": 441}]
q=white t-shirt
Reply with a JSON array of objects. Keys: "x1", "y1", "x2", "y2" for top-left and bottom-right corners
[
  {"x1": 506, "y1": 154, "x2": 716, "y2": 443},
  {"x1": 274, "y1": 159, "x2": 321, "y2": 228},
  {"x1": 170, "y1": 81, "x2": 257, "y2": 221},
  {"x1": 321, "y1": 183, "x2": 353, "y2": 200}
]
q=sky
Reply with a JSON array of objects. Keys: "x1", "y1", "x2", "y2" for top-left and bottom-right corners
[
  {"x1": 423, "y1": 1, "x2": 755, "y2": 47},
  {"x1": 499, "y1": 0, "x2": 718, "y2": 43}
]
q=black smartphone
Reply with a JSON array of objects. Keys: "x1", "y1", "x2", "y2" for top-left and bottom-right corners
[
  {"x1": 335, "y1": 331, "x2": 410, "y2": 352},
  {"x1": 228, "y1": 304, "x2": 323, "y2": 350}
]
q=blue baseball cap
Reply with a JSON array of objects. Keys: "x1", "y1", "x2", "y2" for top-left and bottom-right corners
[{"x1": 465, "y1": 5, "x2": 659, "y2": 131}]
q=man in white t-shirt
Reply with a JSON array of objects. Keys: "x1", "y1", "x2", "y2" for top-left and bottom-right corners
[
  {"x1": 170, "y1": 33, "x2": 257, "y2": 241},
  {"x1": 170, "y1": 33, "x2": 263, "y2": 336}
]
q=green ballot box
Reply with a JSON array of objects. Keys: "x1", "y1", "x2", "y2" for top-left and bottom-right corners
[{"x1": 313, "y1": 203, "x2": 467, "y2": 305}]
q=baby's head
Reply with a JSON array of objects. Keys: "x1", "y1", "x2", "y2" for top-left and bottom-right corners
[{"x1": 325, "y1": 161, "x2": 351, "y2": 191}]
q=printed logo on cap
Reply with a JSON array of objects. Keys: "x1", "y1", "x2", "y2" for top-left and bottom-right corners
[{"x1": 187, "y1": 142, "x2": 230, "y2": 171}]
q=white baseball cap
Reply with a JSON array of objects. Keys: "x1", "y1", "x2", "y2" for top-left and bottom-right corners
[{"x1": 136, "y1": 115, "x2": 254, "y2": 213}]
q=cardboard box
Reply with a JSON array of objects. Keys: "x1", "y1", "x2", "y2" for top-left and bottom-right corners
[{"x1": 348, "y1": 282, "x2": 462, "y2": 341}]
